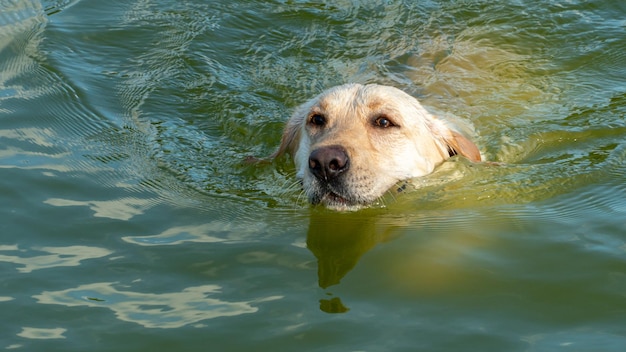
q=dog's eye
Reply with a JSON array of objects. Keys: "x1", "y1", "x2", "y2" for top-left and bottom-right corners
[
  {"x1": 374, "y1": 115, "x2": 395, "y2": 128},
  {"x1": 309, "y1": 113, "x2": 326, "y2": 126}
]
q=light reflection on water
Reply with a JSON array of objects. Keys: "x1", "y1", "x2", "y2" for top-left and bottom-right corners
[
  {"x1": 43, "y1": 197, "x2": 156, "y2": 221},
  {"x1": 122, "y1": 222, "x2": 267, "y2": 246},
  {"x1": 0, "y1": 245, "x2": 112, "y2": 273},
  {"x1": 17, "y1": 327, "x2": 66, "y2": 340},
  {"x1": 34, "y1": 282, "x2": 282, "y2": 329}
]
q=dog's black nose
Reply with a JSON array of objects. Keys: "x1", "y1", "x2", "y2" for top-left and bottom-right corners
[{"x1": 308, "y1": 145, "x2": 349, "y2": 181}]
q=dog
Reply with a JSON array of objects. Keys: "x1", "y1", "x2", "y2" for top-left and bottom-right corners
[{"x1": 270, "y1": 83, "x2": 481, "y2": 210}]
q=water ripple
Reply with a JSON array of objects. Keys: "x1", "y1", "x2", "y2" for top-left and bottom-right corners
[
  {"x1": 0, "y1": 245, "x2": 112, "y2": 273},
  {"x1": 122, "y1": 222, "x2": 266, "y2": 246},
  {"x1": 43, "y1": 197, "x2": 158, "y2": 221},
  {"x1": 17, "y1": 327, "x2": 66, "y2": 340},
  {"x1": 34, "y1": 282, "x2": 282, "y2": 329}
]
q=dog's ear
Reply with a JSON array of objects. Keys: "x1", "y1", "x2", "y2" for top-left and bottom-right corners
[
  {"x1": 244, "y1": 113, "x2": 302, "y2": 164},
  {"x1": 444, "y1": 130, "x2": 482, "y2": 162},
  {"x1": 270, "y1": 114, "x2": 302, "y2": 159},
  {"x1": 428, "y1": 115, "x2": 482, "y2": 162}
]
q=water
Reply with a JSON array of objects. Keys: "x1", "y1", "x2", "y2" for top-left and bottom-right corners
[{"x1": 1, "y1": 0, "x2": 625, "y2": 350}]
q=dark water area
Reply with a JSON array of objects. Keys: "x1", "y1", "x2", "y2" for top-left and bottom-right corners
[{"x1": 1, "y1": 0, "x2": 625, "y2": 351}]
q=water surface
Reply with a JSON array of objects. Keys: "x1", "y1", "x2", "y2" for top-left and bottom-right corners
[{"x1": 1, "y1": 0, "x2": 625, "y2": 351}]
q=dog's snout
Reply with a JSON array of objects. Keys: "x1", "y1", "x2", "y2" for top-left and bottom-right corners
[{"x1": 308, "y1": 145, "x2": 349, "y2": 181}]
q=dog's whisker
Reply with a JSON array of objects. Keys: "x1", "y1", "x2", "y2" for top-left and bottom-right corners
[
  {"x1": 269, "y1": 172, "x2": 305, "y2": 209},
  {"x1": 295, "y1": 190, "x2": 308, "y2": 209},
  {"x1": 294, "y1": 183, "x2": 314, "y2": 209},
  {"x1": 285, "y1": 179, "x2": 303, "y2": 193},
  {"x1": 376, "y1": 190, "x2": 393, "y2": 208}
]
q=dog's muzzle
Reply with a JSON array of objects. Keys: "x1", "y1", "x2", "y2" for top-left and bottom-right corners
[{"x1": 308, "y1": 145, "x2": 350, "y2": 182}]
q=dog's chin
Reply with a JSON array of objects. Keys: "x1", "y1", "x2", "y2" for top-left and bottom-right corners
[
  {"x1": 307, "y1": 188, "x2": 366, "y2": 211},
  {"x1": 303, "y1": 175, "x2": 393, "y2": 211},
  {"x1": 319, "y1": 192, "x2": 361, "y2": 211}
]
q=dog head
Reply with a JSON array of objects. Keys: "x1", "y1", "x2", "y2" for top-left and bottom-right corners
[{"x1": 272, "y1": 83, "x2": 481, "y2": 210}]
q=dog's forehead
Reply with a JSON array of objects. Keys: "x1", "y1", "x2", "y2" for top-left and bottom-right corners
[{"x1": 315, "y1": 85, "x2": 407, "y2": 117}]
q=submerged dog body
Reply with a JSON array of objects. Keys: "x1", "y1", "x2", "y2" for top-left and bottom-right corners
[{"x1": 272, "y1": 84, "x2": 481, "y2": 210}]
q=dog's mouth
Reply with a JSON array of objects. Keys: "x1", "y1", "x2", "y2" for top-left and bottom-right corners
[
  {"x1": 306, "y1": 180, "x2": 410, "y2": 211},
  {"x1": 319, "y1": 191, "x2": 358, "y2": 211},
  {"x1": 322, "y1": 191, "x2": 349, "y2": 205},
  {"x1": 310, "y1": 188, "x2": 364, "y2": 211},
  {"x1": 304, "y1": 176, "x2": 383, "y2": 211}
]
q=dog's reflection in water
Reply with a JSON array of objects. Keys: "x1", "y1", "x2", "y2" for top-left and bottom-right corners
[{"x1": 306, "y1": 209, "x2": 402, "y2": 313}]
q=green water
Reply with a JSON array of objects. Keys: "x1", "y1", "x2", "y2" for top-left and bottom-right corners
[{"x1": 1, "y1": 0, "x2": 625, "y2": 351}]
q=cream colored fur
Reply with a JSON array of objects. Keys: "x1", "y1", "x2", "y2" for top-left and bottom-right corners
[{"x1": 272, "y1": 83, "x2": 481, "y2": 210}]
